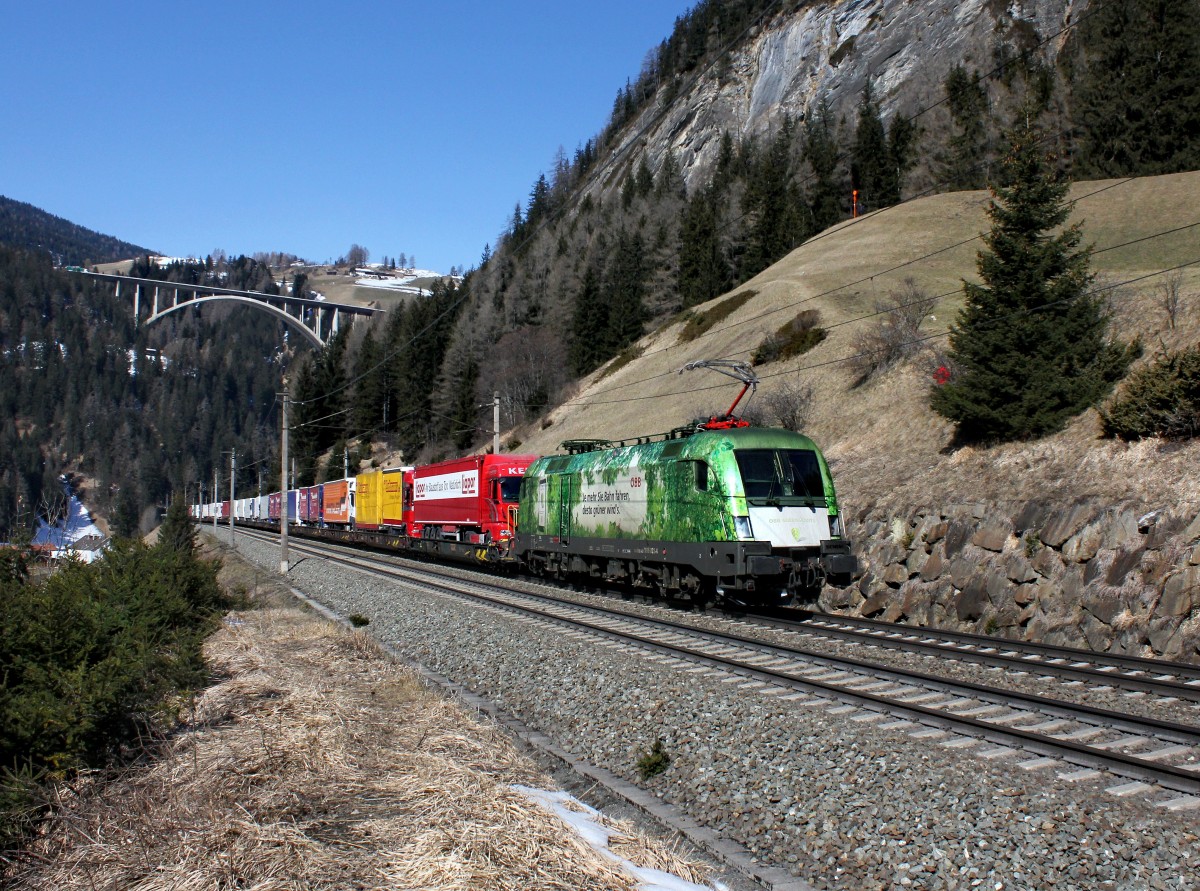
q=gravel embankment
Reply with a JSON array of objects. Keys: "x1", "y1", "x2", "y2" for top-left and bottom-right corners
[{"x1": 232, "y1": 534, "x2": 1200, "y2": 891}]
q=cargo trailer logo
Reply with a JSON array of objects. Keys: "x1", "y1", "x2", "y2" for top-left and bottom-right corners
[{"x1": 415, "y1": 470, "x2": 479, "y2": 500}]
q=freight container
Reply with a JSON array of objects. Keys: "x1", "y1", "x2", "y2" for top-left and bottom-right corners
[
  {"x1": 409, "y1": 454, "x2": 537, "y2": 545},
  {"x1": 322, "y1": 478, "x2": 354, "y2": 526},
  {"x1": 355, "y1": 469, "x2": 383, "y2": 530}
]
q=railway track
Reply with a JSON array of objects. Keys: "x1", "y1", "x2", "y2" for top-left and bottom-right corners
[
  {"x1": 749, "y1": 610, "x2": 1200, "y2": 704},
  {"x1": 236, "y1": 527, "x2": 1200, "y2": 808}
]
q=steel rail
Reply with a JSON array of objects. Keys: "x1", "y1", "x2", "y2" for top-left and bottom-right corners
[{"x1": 737, "y1": 610, "x2": 1200, "y2": 702}]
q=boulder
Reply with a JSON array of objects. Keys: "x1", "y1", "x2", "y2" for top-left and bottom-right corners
[
  {"x1": 873, "y1": 538, "x2": 907, "y2": 567},
  {"x1": 901, "y1": 584, "x2": 936, "y2": 624},
  {"x1": 1059, "y1": 564, "x2": 1085, "y2": 602},
  {"x1": 990, "y1": 602, "x2": 1022, "y2": 630},
  {"x1": 1031, "y1": 545, "x2": 1064, "y2": 580},
  {"x1": 1147, "y1": 618, "x2": 1183, "y2": 660},
  {"x1": 1013, "y1": 500, "x2": 1053, "y2": 535},
  {"x1": 1084, "y1": 550, "x2": 1112, "y2": 586},
  {"x1": 985, "y1": 569, "x2": 1011, "y2": 601},
  {"x1": 1101, "y1": 510, "x2": 1141, "y2": 551},
  {"x1": 943, "y1": 520, "x2": 974, "y2": 558},
  {"x1": 1147, "y1": 511, "x2": 1188, "y2": 550},
  {"x1": 1179, "y1": 511, "x2": 1200, "y2": 544},
  {"x1": 882, "y1": 562, "x2": 910, "y2": 587},
  {"x1": 1105, "y1": 546, "x2": 1146, "y2": 586},
  {"x1": 905, "y1": 547, "x2": 929, "y2": 576},
  {"x1": 1082, "y1": 587, "x2": 1124, "y2": 625},
  {"x1": 1063, "y1": 521, "x2": 1105, "y2": 562},
  {"x1": 1005, "y1": 554, "x2": 1038, "y2": 584},
  {"x1": 1017, "y1": 602, "x2": 1038, "y2": 626},
  {"x1": 920, "y1": 544, "x2": 946, "y2": 582},
  {"x1": 1082, "y1": 614, "x2": 1115, "y2": 652},
  {"x1": 860, "y1": 589, "x2": 891, "y2": 617},
  {"x1": 955, "y1": 576, "x2": 989, "y2": 622},
  {"x1": 949, "y1": 557, "x2": 977, "y2": 590},
  {"x1": 971, "y1": 520, "x2": 1012, "y2": 553},
  {"x1": 923, "y1": 519, "x2": 949, "y2": 546},
  {"x1": 1013, "y1": 582, "x2": 1037, "y2": 606},
  {"x1": 1041, "y1": 502, "x2": 1101, "y2": 548},
  {"x1": 1159, "y1": 566, "x2": 1200, "y2": 617},
  {"x1": 822, "y1": 582, "x2": 860, "y2": 611}
]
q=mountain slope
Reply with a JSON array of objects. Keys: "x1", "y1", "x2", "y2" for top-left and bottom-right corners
[
  {"x1": 516, "y1": 170, "x2": 1200, "y2": 513},
  {"x1": 0, "y1": 195, "x2": 152, "y2": 266}
]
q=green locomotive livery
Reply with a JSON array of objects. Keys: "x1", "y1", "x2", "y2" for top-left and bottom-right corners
[{"x1": 515, "y1": 426, "x2": 856, "y2": 606}]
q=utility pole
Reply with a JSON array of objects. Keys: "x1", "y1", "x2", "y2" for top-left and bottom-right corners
[
  {"x1": 212, "y1": 475, "x2": 218, "y2": 532},
  {"x1": 343, "y1": 447, "x2": 349, "y2": 481},
  {"x1": 280, "y1": 387, "x2": 289, "y2": 575},
  {"x1": 229, "y1": 448, "x2": 236, "y2": 545},
  {"x1": 494, "y1": 391, "x2": 500, "y2": 455}
]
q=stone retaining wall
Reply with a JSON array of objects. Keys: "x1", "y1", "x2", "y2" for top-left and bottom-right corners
[{"x1": 820, "y1": 500, "x2": 1200, "y2": 663}]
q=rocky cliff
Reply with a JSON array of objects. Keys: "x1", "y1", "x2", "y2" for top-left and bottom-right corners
[{"x1": 589, "y1": 0, "x2": 1083, "y2": 194}]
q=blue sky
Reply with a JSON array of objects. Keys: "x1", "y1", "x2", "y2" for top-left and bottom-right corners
[{"x1": 1, "y1": 1, "x2": 691, "y2": 272}]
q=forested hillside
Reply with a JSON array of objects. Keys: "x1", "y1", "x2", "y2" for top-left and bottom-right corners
[
  {"x1": 0, "y1": 196, "x2": 151, "y2": 267},
  {"x1": 0, "y1": 247, "x2": 304, "y2": 539}
]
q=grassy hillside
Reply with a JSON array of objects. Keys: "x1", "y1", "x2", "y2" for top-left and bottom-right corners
[{"x1": 513, "y1": 171, "x2": 1200, "y2": 515}]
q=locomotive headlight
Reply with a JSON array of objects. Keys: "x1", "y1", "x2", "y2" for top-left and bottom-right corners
[
  {"x1": 830, "y1": 514, "x2": 843, "y2": 537},
  {"x1": 734, "y1": 516, "x2": 754, "y2": 540}
]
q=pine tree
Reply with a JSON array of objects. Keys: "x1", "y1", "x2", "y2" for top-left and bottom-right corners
[
  {"x1": 1069, "y1": 0, "x2": 1200, "y2": 177},
  {"x1": 940, "y1": 65, "x2": 990, "y2": 190},
  {"x1": 604, "y1": 228, "x2": 648, "y2": 350},
  {"x1": 739, "y1": 127, "x2": 810, "y2": 280},
  {"x1": 157, "y1": 495, "x2": 196, "y2": 556},
  {"x1": 569, "y1": 264, "x2": 607, "y2": 375},
  {"x1": 851, "y1": 83, "x2": 889, "y2": 210},
  {"x1": 804, "y1": 101, "x2": 845, "y2": 233},
  {"x1": 677, "y1": 185, "x2": 729, "y2": 308},
  {"x1": 930, "y1": 119, "x2": 1138, "y2": 442}
]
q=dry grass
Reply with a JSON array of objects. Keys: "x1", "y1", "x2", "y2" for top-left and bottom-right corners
[
  {"x1": 519, "y1": 171, "x2": 1200, "y2": 517},
  {"x1": 4, "y1": 589, "x2": 711, "y2": 890}
]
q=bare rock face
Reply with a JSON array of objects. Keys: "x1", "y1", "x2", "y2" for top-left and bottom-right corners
[{"x1": 588, "y1": 0, "x2": 1077, "y2": 199}]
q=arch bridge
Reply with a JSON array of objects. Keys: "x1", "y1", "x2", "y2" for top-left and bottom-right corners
[{"x1": 73, "y1": 271, "x2": 380, "y2": 348}]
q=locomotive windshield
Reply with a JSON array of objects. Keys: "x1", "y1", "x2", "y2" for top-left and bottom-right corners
[
  {"x1": 735, "y1": 449, "x2": 825, "y2": 503},
  {"x1": 498, "y1": 476, "x2": 524, "y2": 502}
]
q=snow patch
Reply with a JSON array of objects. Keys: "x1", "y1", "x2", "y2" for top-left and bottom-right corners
[{"x1": 511, "y1": 785, "x2": 729, "y2": 891}]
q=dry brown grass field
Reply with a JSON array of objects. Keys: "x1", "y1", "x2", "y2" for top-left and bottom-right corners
[
  {"x1": 516, "y1": 171, "x2": 1200, "y2": 519},
  {"x1": 5, "y1": 541, "x2": 715, "y2": 891}
]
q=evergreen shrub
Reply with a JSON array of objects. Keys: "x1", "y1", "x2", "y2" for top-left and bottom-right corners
[
  {"x1": 1101, "y1": 346, "x2": 1200, "y2": 440},
  {"x1": 752, "y1": 310, "x2": 827, "y2": 365},
  {"x1": 0, "y1": 536, "x2": 226, "y2": 845},
  {"x1": 678, "y1": 290, "x2": 757, "y2": 343}
]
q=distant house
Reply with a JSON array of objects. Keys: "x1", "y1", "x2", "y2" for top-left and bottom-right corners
[{"x1": 61, "y1": 534, "x2": 109, "y2": 564}]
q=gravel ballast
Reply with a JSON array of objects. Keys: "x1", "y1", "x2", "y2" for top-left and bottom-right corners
[{"x1": 231, "y1": 533, "x2": 1199, "y2": 890}]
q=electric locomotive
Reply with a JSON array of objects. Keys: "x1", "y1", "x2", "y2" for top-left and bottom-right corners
[{"x1": 514, "y1": 425, "x2": 855, "y2": 606}]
